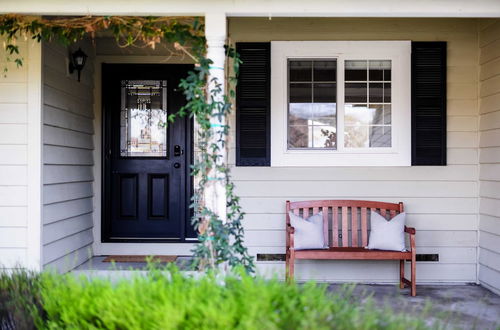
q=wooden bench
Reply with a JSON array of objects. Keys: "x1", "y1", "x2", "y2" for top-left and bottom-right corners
[{"x1": 286, "y1": 200, "x2": 417, "y2": 296}]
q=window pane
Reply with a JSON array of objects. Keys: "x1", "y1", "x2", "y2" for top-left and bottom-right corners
[
  {"x1": 288, "y1": 59, "x2": 337, "y2": 149},
  {"x1": 289, "y1": 103, "x2": 313, "y2": 125},
  {"x1": 288, "y1": 126, "x2": 311, "y2": 148},
  {"x1": 384, "y1": 69, "x2": 391, "y2": 81},
  {"x1": 345, "y1": 126, "x2": 368, "y2": 148},
  {"x1": 314, "y1": 83, "x2": 336, "y2": 102},
  {"x1": 289, "y1": 61, "x2": 312, "y2": 81},
  {"x1": 345, "y1": 60, "x2": 367, "y2": 81},
  {"x1": 370, "y1": 126, "x2": 391, "y2": 147},
  {"x1": 120, "y1": 80, "x2": 167, "y2": 157},
  {"x1": 369, "y1": 60, "x2": 391, "y2": 81},
  {"x1": 314, "y1": 61, "x2": 336, "y2": 81},
  {"x1": 384, "y1": 104, "x2": 392, "y2": 124},
  {"x1": 290, "y1": 83, "x2": 312, "y2": 103},
  {"x1": 313, "y1": 125, "x2": 337, "y2": 148},
  {"x1": 384, "y1": 83, "x2": 391, "y2": 102},
  {"x1": 345, "y1": 104, "x2": 383, "y2": 125},
  {"x1": 345, "y1": 83, "x2": 367, "y2": 103},
  {"x1": 345, "y1": 104, "x2": 370, "y2": 125},
  {"x1": 369, "y1": 104, "x2": 384, "y2": 125},
  {"x1": 344, "y1": 60, "x2": 392, "y2": 148},
  {"x1": 313, "y1": 103, "x2": 336, "y2": 126},
  {"x1": 369, "y1": 83, "x2": 383, "y2": 102}
]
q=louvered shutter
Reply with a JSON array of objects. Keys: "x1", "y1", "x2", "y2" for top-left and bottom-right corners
[
  {"x1": 411, "y1": 42, "x2": 447, "y2": 165},
  {"x1": 236, "y1": 43, "x2": 271, "y2": 166}
]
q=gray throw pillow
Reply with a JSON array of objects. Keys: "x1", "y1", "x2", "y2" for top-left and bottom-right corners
[
  {"x1": 289, "y1": 211, "x2": 328, "y2": 250},
  {"x1": 366, "y1": 211, "x2": 406, "y2": 252}
]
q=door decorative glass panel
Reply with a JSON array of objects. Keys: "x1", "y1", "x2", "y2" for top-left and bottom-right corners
[{"x1": 120, "y1": 80, "x2": 168, "y2": 157}]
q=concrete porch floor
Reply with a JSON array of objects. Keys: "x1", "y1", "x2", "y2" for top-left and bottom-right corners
[
  {"x1": 328, "y1": 284, "x2": 500, "y2": 329},
  {"x1": 74, "y1": 257, "x2": 500, "y2": 329}
]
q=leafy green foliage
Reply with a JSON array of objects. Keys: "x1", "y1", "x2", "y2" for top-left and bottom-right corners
[
  {"x1": 0, "y1": 267, "x2": 430, "y2": 330},
  {"x1": 0, "y1": 14, "x2": 254, "y2": 273},
  {"x1": 0, "y1": 269, "x2": 43, "y2": 330}
]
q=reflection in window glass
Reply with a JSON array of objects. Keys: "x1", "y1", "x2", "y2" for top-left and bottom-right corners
[
  {"x1": 120, "y1": 80, "x2": 167, "y2": 157},
  {"x1": 288, "y1": 60, "x2": 337, "y2": 149},
  {"x1": 344, "y1": 60, "x2": 392, "y2": 148}
]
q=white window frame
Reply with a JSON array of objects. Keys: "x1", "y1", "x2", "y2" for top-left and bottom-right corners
[{"x1": 271, "y1": 41, "x2": 411, "y2": 167}]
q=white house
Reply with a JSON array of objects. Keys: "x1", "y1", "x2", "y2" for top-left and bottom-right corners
[{"x1": 1, "y1": 0, "x2": 500, "y2": 295}]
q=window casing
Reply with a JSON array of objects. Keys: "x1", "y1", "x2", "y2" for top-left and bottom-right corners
[{"x1": 271, "y1": 41, "x2": 411, "y2": 166}]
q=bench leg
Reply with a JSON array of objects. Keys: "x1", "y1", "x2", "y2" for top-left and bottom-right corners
[
  {"x1": 399, "y1": 260, "x2": 405, "y2": 289},
  {"x1": 410, "y1": 253, "x2": 416, "y2": 297},
  {"x1": 286, "y1": 250, "x2": 295, "y2": 282},
  {"x1": 285, "y1": 250, "x2": 290, "y2": 281}
]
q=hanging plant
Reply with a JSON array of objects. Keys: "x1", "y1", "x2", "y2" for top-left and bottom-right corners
[{"x1": 0, "y1": 14, "x2": 255, "y2": 273}]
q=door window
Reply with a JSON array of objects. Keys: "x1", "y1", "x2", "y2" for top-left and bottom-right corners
[{"x1": 120, "y1": 80, "x2": 167, "y2": 157}]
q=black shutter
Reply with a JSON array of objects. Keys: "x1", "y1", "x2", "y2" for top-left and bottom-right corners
[
  {"x1": 412, "y1": 42, "x2": 447, "y2": 165},
  {"x1": 236, "y1": 42, "x2": 270, "y2": 166}
]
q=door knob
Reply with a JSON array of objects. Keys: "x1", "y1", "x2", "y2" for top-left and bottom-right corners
[{"x1": 173, "y1": 162, "x2": 181, "y2": 169}]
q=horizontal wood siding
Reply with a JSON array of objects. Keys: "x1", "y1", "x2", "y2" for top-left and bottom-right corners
[
  {"x1": 229, "y1": 18, "x2": 480, "y2": 282},
  {"x1": 0, "y1": 39, "x2": 30, "y2": 268},
  {"x1": 42, "y1": 40, "x2": 95, "y2": 273},
  {"x1": 479, "y1": 19, "x2": 500, "y2": 295}
]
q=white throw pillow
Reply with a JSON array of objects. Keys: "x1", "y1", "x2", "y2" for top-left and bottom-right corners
[
  {"x1": 366, "y1": 211, "x2": 406, "y2": 252},
  {"x1": 289, "y1": 211, "x2": 328, "y2": 250}
]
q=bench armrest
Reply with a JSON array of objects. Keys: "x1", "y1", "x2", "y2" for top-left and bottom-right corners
[
  {"x1": 405, "y1": 226, "x2": 416, "y2": 235},
  {"x1": 404, "y1": 226, "x2": 416, "y2": 252}
]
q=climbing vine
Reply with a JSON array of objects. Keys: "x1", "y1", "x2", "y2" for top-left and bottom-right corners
[{"x1": 0, "y1": 14, "x2": 254, "y2": 273}]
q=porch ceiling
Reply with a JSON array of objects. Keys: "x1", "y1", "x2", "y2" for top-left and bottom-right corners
[{"x1": 1, "y1": 0, "x2": 500, "y2": 18}]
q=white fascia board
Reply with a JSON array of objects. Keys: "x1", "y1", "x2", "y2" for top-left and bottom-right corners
[{"x1": 0, "y1": 0, "x2": 500, "y2": 17}]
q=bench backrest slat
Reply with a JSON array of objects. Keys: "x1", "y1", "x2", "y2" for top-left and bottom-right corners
[
  {"x1": 341, "y1": 207, "x2": 348, "y2": 247},
  {"x1": 352, "y1": 207, "x2": 359, "y2": 247},
  {"x1": 286, "y1": 200, "x2": 404, "y2": 248},
  {"x1": 361, "y1": 207, "x2": 368, "y2": 247},
  {"x1": 322, "y1": 207, "x2": 329, "y2": 246},
  {"x1": 332, "y1": 207, "x2": 339, "y2": 247}
]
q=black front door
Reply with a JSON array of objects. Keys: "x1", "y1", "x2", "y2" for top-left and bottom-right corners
[{"x1": 102, "y1": 64, "x2": 195, "y2": 241}]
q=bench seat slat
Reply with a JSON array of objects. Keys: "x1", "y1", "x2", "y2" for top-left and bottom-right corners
[{"x1": 295, "y1": 248, "x2": 412, "y2": 260}]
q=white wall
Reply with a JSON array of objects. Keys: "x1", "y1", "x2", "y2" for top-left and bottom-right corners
[
  {"x1": 0, "y1": 38, "x2": 42, "y2": 270},
  {"x1": 229, "y1": 18, "x2": 480, "y2": 283},
  {"x1": 478, "y1": 19, "x2": 500, "y2": 295},
  {"x1": 42, "y1": 40, "x2": 95, "y2": 272}
]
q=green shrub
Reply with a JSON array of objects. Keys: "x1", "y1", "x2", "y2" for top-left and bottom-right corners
[
  {"x1": 32, "y1": 267, "x2": 431, "y2": 330},
  {"x1": 0, "y1": 269, "x2": 43, "y2": 330}
]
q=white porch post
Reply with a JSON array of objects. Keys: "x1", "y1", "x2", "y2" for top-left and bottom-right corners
[{"x1": 204, "y1": 12, "x2": 227, "y2": 223}]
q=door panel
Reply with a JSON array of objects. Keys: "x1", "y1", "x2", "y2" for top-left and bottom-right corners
[
  {"x1": 102, "y1": 64, "x2": 194, "y2": 241},
  {"x1": 119, "y1": 174, "x2": 138, "y2": 219},
  {"x1": 149, "y1": 174, "x2": 168, "y2": 219}
]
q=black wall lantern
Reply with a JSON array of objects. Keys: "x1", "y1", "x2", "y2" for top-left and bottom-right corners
[{"x1": 68, "y1": 47, "x2": 88, "y2": 82}]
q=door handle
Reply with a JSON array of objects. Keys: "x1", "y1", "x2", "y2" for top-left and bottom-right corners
[
  {"x1": 173, "y1": 162, "x2": 181, "y2": 169},
  {"x1": 174, "y1": 145, "x2": 184, "y2": 157}
]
